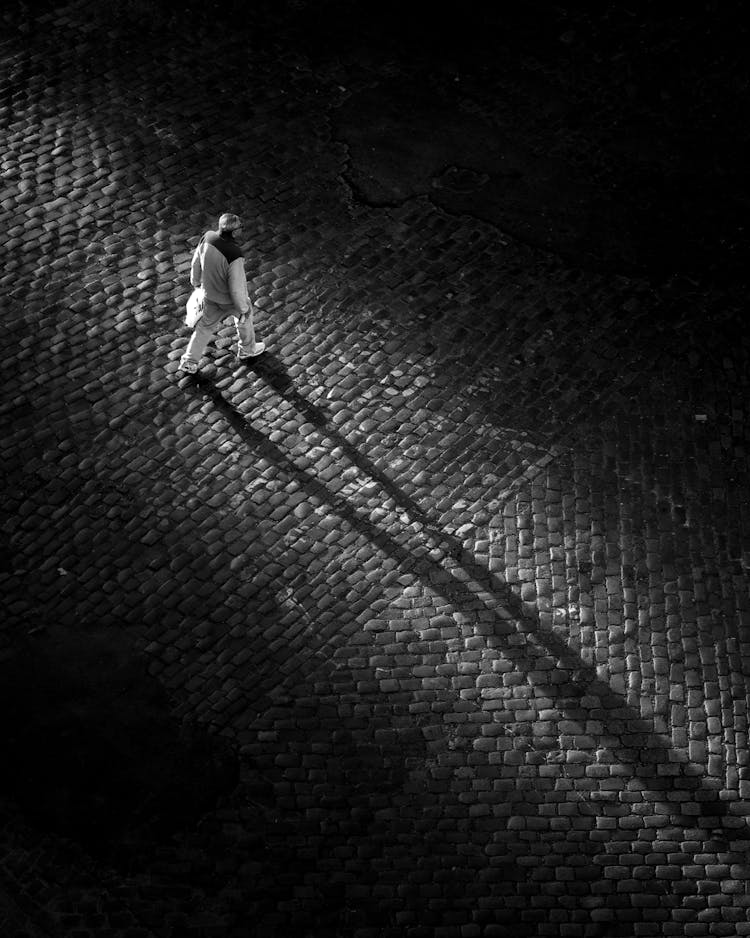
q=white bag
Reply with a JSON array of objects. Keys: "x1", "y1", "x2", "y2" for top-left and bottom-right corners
[{"x1": 185, "y1": 286, "x2": 205, "y2": 327}]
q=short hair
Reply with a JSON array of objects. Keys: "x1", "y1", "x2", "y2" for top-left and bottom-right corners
[{"x1": 218, "y1": 212, "x2": 242, "y2": 232}]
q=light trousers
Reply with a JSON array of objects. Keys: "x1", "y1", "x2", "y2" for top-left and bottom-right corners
[{"x1": 181, "y1": 299, "x2": 257, "y2": 365}]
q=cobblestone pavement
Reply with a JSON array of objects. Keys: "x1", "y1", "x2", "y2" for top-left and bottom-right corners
[{"x1": 2, "y1": 2, "x2": 749, "y2": 937}]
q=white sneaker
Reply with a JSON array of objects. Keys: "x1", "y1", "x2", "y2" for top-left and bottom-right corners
[
  {"x1": 238, "y1": 341, "x2": 266, "y2": 360},
  {"x1": 178, "y1": 358, "x2": 199, "y2": 374}
]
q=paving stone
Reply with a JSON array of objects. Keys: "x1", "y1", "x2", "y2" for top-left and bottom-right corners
[{"x1": 1, "y1": 2, "x2": 749, "y2": 937}]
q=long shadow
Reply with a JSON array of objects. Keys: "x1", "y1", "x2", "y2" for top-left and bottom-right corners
[
  {"x1": 185, "y1": 366, "x2": 750, "y2": 934},
  {"x1": 187, "y1": 363, "x2": 750, "y2": 925},
  {"x1": 193, "y1": 359, "x2": 749, "y2": 842}
]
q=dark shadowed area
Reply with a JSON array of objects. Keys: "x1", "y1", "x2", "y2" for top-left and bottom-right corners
[
  {"x1": 0, "y1": 626, "x2": 239, "y2": 864},
  {"x1": 296, "y1": 1, "x2": 750, "y2": 279}
]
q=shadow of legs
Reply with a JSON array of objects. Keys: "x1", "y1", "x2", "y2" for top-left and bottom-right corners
[{"x1": 190, "y1": 372, "x2": 748, "y2": 839}]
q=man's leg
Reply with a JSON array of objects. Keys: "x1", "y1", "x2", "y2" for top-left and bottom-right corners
[
  {"x1": 179, "y1": 316, "x2": 219, "y2": 371},
  {"x1": 179, "y1": 300, "x2": 231, "y2": 372},
  {"x1": 235, "y1": 313, "x2": 265, "y2": 358}
]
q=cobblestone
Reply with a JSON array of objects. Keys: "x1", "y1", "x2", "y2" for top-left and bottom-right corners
[{"x1": 2, "y1": 1, "x2": 750, "y2": 936}]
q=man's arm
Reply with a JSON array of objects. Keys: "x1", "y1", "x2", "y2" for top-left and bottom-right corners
[
  {"x1": 228, "y1": 258, "x2": 252, "y2": 319},
  {"x1": 190, "y1": 241, "x2": 204, "y2": 288}
]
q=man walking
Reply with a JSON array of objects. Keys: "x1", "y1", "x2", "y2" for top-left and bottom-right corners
[{"x1": 179, "y1": 212, "x2": 265, "y2": 374}]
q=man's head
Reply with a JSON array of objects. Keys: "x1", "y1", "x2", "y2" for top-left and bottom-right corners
[{"x1": 218, "y1": 212, "x2": 243, "y2": 235}]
